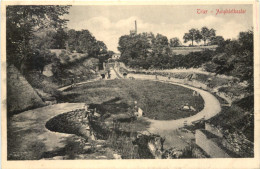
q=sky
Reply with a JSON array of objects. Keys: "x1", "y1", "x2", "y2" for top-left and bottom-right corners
[{"x1": 65, "y1": 5, "x2": 253, "y2": 52}]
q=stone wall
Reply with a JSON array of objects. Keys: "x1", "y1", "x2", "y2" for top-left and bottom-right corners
[
  {"x1": 7, "y1": 65, "x2": 45, "y2": 114},
  {"x1": 195, "y1": 129, "x2": 230, "y2": 158},
  {"x1": 202, "y1": 123, "x2": 253, "y2": 157},
  {"x1": 205, "y1": 123, "x2": 223, "y2": 138}
]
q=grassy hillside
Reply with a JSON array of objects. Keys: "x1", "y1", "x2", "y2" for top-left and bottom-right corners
[
  {"x1": 50, "y1": 49, "x2": 88, "y2": 64},
  {"x1": 46, "y1": 49, "x2": 101, "y2": 86},
  {"x1": 171, "y1": 45, "x2": 217, "y2": 55},
  {"x1": 22, "y1": 50, "x2": 101, "y2": 108}
]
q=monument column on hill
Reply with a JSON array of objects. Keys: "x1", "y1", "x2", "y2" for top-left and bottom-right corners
[
  {"x1": 130, "y1": 20, "x2": 137, "y2": 35},
  {"x1": 135, "y1": 20, "x2": 137, "y2": 34}
]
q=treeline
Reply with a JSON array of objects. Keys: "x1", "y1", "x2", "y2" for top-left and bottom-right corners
[
  {"x1": 183, "y1": 27, "x2": 220, "y2": 46},
  {"x1": 6, "y1": 6, "x2": 70, "y2": 73},
  {"x1": 6, "y1": 6, "x2": 112, "y2": 74},
  {"x1": 118, "y1": 29, "x2": 253, "y2": 91},
  {"x1": 118, "y1": 27, "x2": 223, "y2": 70},
  {"x1": 204, "y1": 30, "x2": 253, "y2": 91},
  {"x1": 118, "y1": 31, "x2": 217, "y2": 69},
  {"x1": 169, "y1": 27, "x2": 224, "y2": 47},
  {"x1": 48, "y1": 28, "x2": 110, "y2": 56},
  {"x1": 36, "y1": 28, "x2": 114, "y2": 65}
]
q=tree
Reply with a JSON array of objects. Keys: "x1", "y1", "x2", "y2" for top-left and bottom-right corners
[
  {"x1": 118, "y1": 32, "x2": 174, "y2": 69},
  {"x1": 209, "y1": 28, "x2": 216, "y2": 42},
  {"x1": 67, "y1": 29, "x2": 108, "y2": 57},
  {"x1": 211, "y1": 30, "x2": 253, "y2": 92},
  {"x1": 153, "y1": 34, "x2": 168, "y2": 46},
  {"x1": 235, "y1": 30, "x2": 254, "y2": 92},
  {"x1": 170, "y1": 37, "x2": 182, "y2": 47},
  {"x1": 52, "y1": 28, "x2": 68, "y2": 49},
  {"x1": 183, "y1": 28, "x2": 202, "y2": 46},
  {"x1": 96, "y1": 41, "x2": 108, "y2": 55},
  {"x1": 210, "y1": 36, "x2": 224, "y2": 46},
  {"x1": 6, "y1": 5, "x2": 70, "y2": 72},
  {"x1": 212, "y1": 53, "x2": 235, "y2": 74},
  {"x1": 118, "y1": 33, "x2": 152, "y2": 66},
  {"x1": 201, "y1": 27, "x2": 216, "y2": 45},
  {"x1": 67, "y1": 29, "x2": 78, "y2": 52},
  {"x1": 152, "y1": 34, "x2": 169, "y2": 56},
  {"x1": 238, "y1": 30, "x2": 253, "y2": 52},
  {"x1": 77, "y1": 29, "x2": 96, "y2": 53},
  {"x1": 31, "y1": 30, "x2": 57, "y2": 50}
]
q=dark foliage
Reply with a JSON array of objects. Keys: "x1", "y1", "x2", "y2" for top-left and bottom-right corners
[{"x1": 6, "y1": 5, "x2": 70, "y2": 71}]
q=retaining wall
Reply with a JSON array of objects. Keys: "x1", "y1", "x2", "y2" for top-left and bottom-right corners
[
  {"x1": 205, "y1": 123, "x2": 223, "y2": 138},
  {"x1": 195, "y1": 129, "x2": 230, "y2": 158}
]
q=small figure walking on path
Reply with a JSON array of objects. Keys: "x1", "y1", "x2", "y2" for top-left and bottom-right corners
[
  {"x1": 184, "y1": 120, "x2": 188, "y2": 127},
  {"x1": 71, "y1": 78, "x2": 75, "y2": 88},
  {"x1": 123, "y1": 73, "x2": 127, "y2": 78},
  {"x1": 84, "y1": 103, "x2": 89, "y2": 118},
  {"x1": 101, "y1": 74, "x2": 105, "y2": 79}
]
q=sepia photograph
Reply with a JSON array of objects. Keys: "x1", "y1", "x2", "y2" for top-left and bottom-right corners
[{"x1": 1, "y1": 1, "x2": 259, "y2": 168}]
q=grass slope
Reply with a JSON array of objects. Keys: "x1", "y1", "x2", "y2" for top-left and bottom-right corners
[{"x1": 59, "y1": 79, "x2": 204, "y2": 120}]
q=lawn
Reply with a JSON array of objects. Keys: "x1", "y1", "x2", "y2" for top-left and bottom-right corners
[
  {"x1": 59, "y1": 79, "x2": 204, "y2": 120},
  {"x1": 171, "y1": 45, "x2": 217, "y2": 55}
]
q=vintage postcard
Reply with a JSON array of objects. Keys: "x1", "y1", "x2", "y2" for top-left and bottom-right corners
[{"x1": 1, "y1": 1, "x2": 259, "y2": 169}]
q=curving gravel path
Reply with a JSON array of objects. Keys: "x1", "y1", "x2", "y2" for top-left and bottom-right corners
[
  {"x1": 8, "y1": 103, "x2": 85, "y2": 160},
  {"x1": 58, "y1": 77, "x2": 101, "y2": 91},
  {"x1": 149, "y1": 80, "x2": 221, "y2": 132},
  {"x1": 117, "y1": 71, "x2": 221, "y2": 133}
]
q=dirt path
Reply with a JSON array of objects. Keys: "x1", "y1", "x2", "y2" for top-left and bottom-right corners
[
  {"x1": 58, "y1": 66, "x2": 120, "y2": 92},
  {"x1": 111, "y1": 66, "x2": 123, "y2": 79},
  {"x1": 58, "y1": 78, "x2": 101, "y2": 91}
]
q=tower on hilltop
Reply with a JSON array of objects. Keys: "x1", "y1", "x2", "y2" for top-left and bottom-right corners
[
  {"x1": 130, "y1": 20, "x2": 137, "y2": 35},
  {"x1": 135, "y1": 20, "x2": 137, "y2": 34}
]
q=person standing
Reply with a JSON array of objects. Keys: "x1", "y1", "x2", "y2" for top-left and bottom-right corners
[{"x1": 71, "y1": 78, "x2": 75, "y2": 88}]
